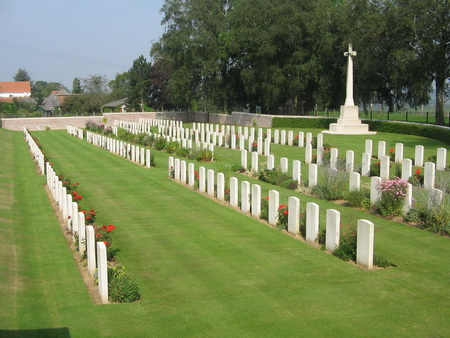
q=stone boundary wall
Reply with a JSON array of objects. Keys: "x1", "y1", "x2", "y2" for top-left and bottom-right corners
[{"x1": 1, "y1": 116, "x2": 104, "y2": 131}]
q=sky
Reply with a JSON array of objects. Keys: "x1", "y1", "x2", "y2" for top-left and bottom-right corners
[{"x1": 0, "y1": 0, "x2": 166, "y2": 90}]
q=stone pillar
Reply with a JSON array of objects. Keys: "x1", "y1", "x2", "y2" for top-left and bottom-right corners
[
  {"x1": 288, "y1": 196, "x2": 300, "y2": 236},
  {"x1": 306, "y1": 202, "x2": 319, "y2": 243},
  {"x1": 326, "y1": 209, "x2": 340, "y2": 252},
  {"x1": 356, "y1": 220, "x2": 374, "y2": 269},
  {"x1": 308, "y1": 164, "x2": 318, "y2": 189},
  {"x1": 97, "y1": 242, "x2": 108, "y2": 304},
  {"x1": 268, "y1": 190, "x2": 279, "y2": 226},
  {"x1": 251, "y1": 184, "x2": 261, "y2": 218}
]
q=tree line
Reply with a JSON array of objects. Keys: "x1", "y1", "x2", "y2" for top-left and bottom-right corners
[{"x1": 136, "y1": 0, "x2": 448, "y2": 125}]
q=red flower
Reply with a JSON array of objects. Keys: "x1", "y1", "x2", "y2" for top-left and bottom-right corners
[
  {"x1": 75, "y1": 182, "x2": 79, "y2": 185},
  {"x1": 283, "y1": 210, "x2": 288, "y2": 215},
  {"x1": 265, "y1": 196, "x2": 269, "y2": 200},
  {"x1": 107, "y1": 224, "x2": 116, "y2": 231},
  {"x1": 416, "y1": 169, "x2": 421, "y2": 174},
  {"x1": 86, "y1": 216, "x2": 91, "y2": 220},
  {"x1": 82, "y1": 210, "x2": 86, "y2": 213},
  {"x1": 78, "y1": 205, "x2": 81, "y2": 209},
  {"x1": 50, "y1": 163, "x2": 53, "y2": 165},
  {"x1": 389, "y1": 148, "x2": 394, "y2": 153},
  {"x1": 101, "y1": 225, "x2": 107, "y2": 230},
  {"x1": 103, "y1": 241, "x2": 110, "y2": 247},
  {"x1": 73, "y1": 192, "x2": 77, "y2": 196},
  {"x1": 96, "y1": 234, "x2": 101, "y2": 237},
  {"x1": 68, "y1": 216, "x2": 71, "y2": 219},
  {"x1": 90, "y1": 209, "x2": 95, "y2": 212},
  {"x1": 225, "y1": 190, "x2": 229, "y2": 194}
]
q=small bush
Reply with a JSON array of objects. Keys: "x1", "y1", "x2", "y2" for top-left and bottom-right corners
[
  {"x1": 345, "y1": 189, "x2": 371, "y2": 209},
  {"x1": 333, "y1": 224, "x2": 357, "y2": 261},
  {"x1": 108, "y1": 265, "x2": 140, "y2": 303},
  {"x1": 258, "y1": 168, "x2": 297, "y2": 190},
  {"x1": 422, "y1": 204, "x2": 450, "y2": 235},
  {"x1": 153, "y1": 137, "x2": 167, "y2": 150},
  {"x1": 377, "y1": 177, "x2": 408, "y2": 217},
  {"x1": 260, "y1": 197, "x2": 269, "y2": 221},
  {"x1": 277, "y1": 204, "x2": 288, "y2": 230},
  {"x1": 312, "y1": 168, "x2": 348, "y2": 201}
]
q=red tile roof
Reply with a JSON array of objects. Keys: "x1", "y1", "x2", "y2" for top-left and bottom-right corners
[{"x1": 0, "y1": 81, "x2": 31, "y2": 93}]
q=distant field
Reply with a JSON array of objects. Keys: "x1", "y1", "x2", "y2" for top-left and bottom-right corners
[{"x1": 1, "y1": 128, "x2": 450, "y2": 337}]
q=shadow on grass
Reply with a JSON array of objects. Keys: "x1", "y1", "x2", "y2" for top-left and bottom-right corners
[{"x1": 0, "y1": 328, "x2": 70, "y2": 337}]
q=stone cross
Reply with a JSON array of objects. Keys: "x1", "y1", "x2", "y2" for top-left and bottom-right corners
[{"x1": 344, "y1": 44, "x2": 357, "y2": 106}]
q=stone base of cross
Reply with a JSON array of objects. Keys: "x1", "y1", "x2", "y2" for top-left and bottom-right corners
[{"x1": 323, "y1": 105, "x2": 376, "y2": 135}]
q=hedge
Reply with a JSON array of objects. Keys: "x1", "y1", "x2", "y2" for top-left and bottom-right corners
[{"x1": 271, "y1": 117, "x2": 450, "y2": 145}]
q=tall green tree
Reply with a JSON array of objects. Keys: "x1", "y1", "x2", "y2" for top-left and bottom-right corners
[
  {"x1": 13, "y1": 68, "x2": 32, "y2": 82},
  {"x1": 72, "y1": 78, "x2": 83, "y2": 94},
  {"x1": 31, "y1": 81, "x2": 61, "y2": 105}
]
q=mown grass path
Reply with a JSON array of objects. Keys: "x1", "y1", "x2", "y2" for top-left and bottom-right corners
[{"x1": 1, "y1": 128, "x2": 450, "y2": 336}]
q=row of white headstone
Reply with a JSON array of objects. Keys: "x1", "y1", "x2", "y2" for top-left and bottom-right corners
[
  {"x1": 67, "y1": 126, "x2": 152, "y2": 168},
  {"x1": 22, "y1": 127, "x2": 45, "y2": 174},
  {"x1": 168, "y1": 156, "x2": 376, "y2": 269},
  {"x1": 67, "y1": 125, "x2": 84, "y2": 139},
  {"x1": 24, "y1": 127, "x2": 109, "y2": 303},
  {"x1": 116, "y1": 119, "x2": 448, "y2": 178}
]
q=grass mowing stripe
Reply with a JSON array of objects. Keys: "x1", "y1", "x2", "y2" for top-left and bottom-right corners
[{"x1": 12, "y1": 129, "x2": 450, "y2": 336}]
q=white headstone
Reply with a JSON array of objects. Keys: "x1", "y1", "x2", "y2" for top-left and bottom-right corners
[
  {"x1": 86, "y1": 225, "x2": 96, "y2": 276},
  {"x1": 207, "y1": 169, "x2": 215, "y2": 197},
  {"x1": 309, "y1": 164, "x2": 318, "y2": 189},
  {"x1": 370, "y1": 176, "x2": 382, "y2": 205},
  {"x1": 395, "y1": 143, "x2": 404, "y2": 164},
  {"x1": 230, "y1": 177, "x2": 239, "y2": 207},
  {"x1": 436, "y1": 148, "x2": 447, "y2": 171},
  {"x1": 287, "y1": 196, "x2": 300, "y2": 236},
  {"x1": 188, "y1": 163, "x2": 195, "y2": 187},
  {"x1": 361, "y1": 153, "x2": 371, "y2": 177},
  {"x1": 251, "y1": 152, "x2": 259, "y2": 173},
  {"x1": 305, "y1": 144, "x2": 313, "y2": 164},
  {"x1": 349, "y1": 172, "x2": 361, "y2": 191},
  {"x1": 401, "y1": 159, "x2": 412, "y2": 181},
  {"x1": 356, "y1": 219, "x2": 374, "y2": 269},
  {"x1": 267, "y1": 155, "x2": 275, "y2": 170},
  {"x1": 217, "y1": 173, "x2": 225, "y2": 201},
  {"x1": 268, "y1": 190, "x2": 280, "y2": 226},
  {"x1": 280, "y1": 157, "x2": 288, "y2": 173},
  {"x1": 306, "y1": 202, "x2": 319, "y2": 243},
  {"x1": 97, "y1": 241, "x2": 108, "y2": 303},
  {"x1": 325, "y1": 209, "x2": 340, "y2": 252},
  {"x1": 346, "y1": 150, "x2": 354, "y2": 172},
  {"x1": 415, "y1": 145, "x2": 424, "y2": 167},
  {"x1": 199, "y1": 166, "x2": 206, "y2": 192},
  {"x1": 365, "y1": 140, "x2": 373, "y2": 159},
  {"x1": 251, "y1": 184, "x2": 261, "y2": 218},
  {"x1": 424, "y1": 161, "x2": 435, "y2": 190},
  {"x1": 241, "y1": 181, "x2": 251, "y2": 213},
  {"x1": 292, "y1": 160, "x2": 301, "y2": 185},
  {"x1": 380, "y1": 155, "x2": 390, "y2": 180}
]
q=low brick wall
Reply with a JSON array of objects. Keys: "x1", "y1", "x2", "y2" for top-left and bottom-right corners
[{"x1": 1, "y1": 116, "x2": 104, "y2": 131}]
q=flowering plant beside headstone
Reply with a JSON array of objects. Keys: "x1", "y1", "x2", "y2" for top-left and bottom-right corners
[
  {"x1": 377, "y1": 177, "x2": 408, "y2": 217},
  {"x1": 277, "y1": 204, "x2": 288, "y2": 230}
]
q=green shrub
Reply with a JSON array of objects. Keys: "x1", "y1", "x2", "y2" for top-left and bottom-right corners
[
  {"x1": 311, "y1": 168, "x2": 348, "y2": 200},
  {"x1": 376, "y1": 177, "x2": 408, "y2": 217},
  {"x1": 258, "y1": 168, "x2": 297, "y2": 190},
  {"x1": 277, "y1": 204, "x2": 288, "y2": 230},
  {"x1": 153, "y1": 137, "x2": 167, "y2": 150},
  {"x1": 333, "y1": 224, "x2": 357, "y2": 261},
  {"x1": 344, "y1": 189, "x2": 371, "y2": 209},
  {"x1": 108, "y1": 265, "x2": 140, "y2": 303},
  {"x1": 260, "y1": 197, "x2": 269, "y2": 221},
  {"x1": 272, "y1": 117, "x2": 337, "y2": 129},
  {"x1": 422, "y1": 203, "x2": 450, "y2": 235},
  {"x1": 165, "y1": 141, "x2": 180, "y2": 154},
  {"x1": 365, "y1": 121, "x2": 450, "y2": 145}
]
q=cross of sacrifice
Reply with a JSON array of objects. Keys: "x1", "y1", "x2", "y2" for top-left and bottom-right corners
[{"x1": 344, "y1": 44, "x2": 357, "y2": 106}]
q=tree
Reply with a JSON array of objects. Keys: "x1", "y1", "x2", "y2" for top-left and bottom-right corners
[
  {"x1": 31, "y1": 81, "x2": 61, "y2": 105},
  {"x1": 397, "y1": 0, "x2": 450, "y2": 125},
  {"x1": 72, "y1": 78, "x2": 83, "y2": 94},
  {"x1": 13, "y1": 68, "x2": 32, "y2": 82},
  {"x1": 82, "y1": 74, "x2": 110, "y2": 93},
  {"x1": 127, "y1": 55, "x2": 153, "y2": 111}
]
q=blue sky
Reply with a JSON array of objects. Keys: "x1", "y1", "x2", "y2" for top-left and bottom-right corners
[{"x1": 0, "y1": 0, "x2": 165, "y2": 90}]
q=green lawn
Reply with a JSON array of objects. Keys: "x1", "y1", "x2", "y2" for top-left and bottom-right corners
[{"x1": 1, "y1": 128, "x2": 450, "y2": 337}]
